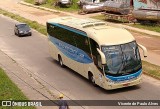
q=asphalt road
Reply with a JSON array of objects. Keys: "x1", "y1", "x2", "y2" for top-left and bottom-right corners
[{"x1": 0, "y1": 15, "x2": 160, "y2": 109}]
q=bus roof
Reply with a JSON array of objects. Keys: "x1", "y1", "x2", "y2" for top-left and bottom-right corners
[{"x1": 47, "y1": 17, "x2": 135, "y2": 46}]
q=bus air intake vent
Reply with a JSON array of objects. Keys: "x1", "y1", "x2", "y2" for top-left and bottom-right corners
[
  {"x1": 93, "y1": 27, "x2": 108, "y2": 30},
  {"x1": 61, "y1": 17, "x2": 72, "y2": 20},
  {"x1": 82, "y1": 22, "x2": 106, "y2": 28}
]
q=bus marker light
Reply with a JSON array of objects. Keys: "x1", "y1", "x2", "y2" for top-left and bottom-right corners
[{"x1": 123, "y1": 83, "x2": 130, "y2": 87}]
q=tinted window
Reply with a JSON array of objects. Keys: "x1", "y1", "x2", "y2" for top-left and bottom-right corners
[
  {"x1": 74, "y1": 34, "x2": 91, "y2": 55},
  {"x1": 17, "y1": 24, "x2": 30, "y2": 31},
  {"x1": 47, "y1": 23, "x2": 75, "y2": 46},
  {"x1": 47, "y1": 23, "x2": 91, "y2": 56},
  {"x1": 102, "y1": 41, "x2": 141, "y2": 76}
]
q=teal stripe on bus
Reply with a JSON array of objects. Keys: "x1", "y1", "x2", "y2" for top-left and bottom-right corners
[{"x1": 50, "y1": 23, "x2": 87, "y2": 37}]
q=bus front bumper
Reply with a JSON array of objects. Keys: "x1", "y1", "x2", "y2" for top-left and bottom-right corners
[{"x1": 103, "y1": 76, "x2": 142, "y2": 90}]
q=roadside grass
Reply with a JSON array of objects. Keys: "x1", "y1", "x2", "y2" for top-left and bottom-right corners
[
  {"x1": 91, "y1": 15, "x2": 160, "y2": 33},
  {"x1": 25, "y1": 0, "x2": 80, "y2": 12},
  {"x1": 0, "y1": 68, "x2": 35, "y2": 109},
  {"x1": 131, "y1": 23, "x2": 160, "y2": 33},
  {"x1": 91, "y1": 14, "x2": 131, "y2": 23},
  {"x1": 24, "y1": 0, "x2": 34, "y2": 4},
  {"x1": 91, "y1": 15, "x2": 105, "y2": 21},
  {"x1": 142, "y1": 61, "x2": 160, "y2": 80},
  {"x1": 0, "y1": 8, "x2": 160, "y2": 80},
  {"x1": 0, "y1": 9, "x2": 47, "y2": 36}
]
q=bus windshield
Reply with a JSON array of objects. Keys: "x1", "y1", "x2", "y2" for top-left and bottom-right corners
[{"x1": 101, "y1": 41, "x2": 141, "y2": 76}]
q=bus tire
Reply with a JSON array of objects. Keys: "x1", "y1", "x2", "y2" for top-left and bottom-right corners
[{"x1": 58, "y1": 55, "x2": 64, "y2": 67}]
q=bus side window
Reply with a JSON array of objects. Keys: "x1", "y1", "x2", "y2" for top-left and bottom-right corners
[
  {"x1": 47, "y1": 23, "x2": 52, "y2": 36},
  {"x1": 74, "y1": 34, "x2": 91, "y2": 56},
  {"x1": 49, "y1": 24, "x2": 76, "y2": 46},
  {"x1": 46, "y1": 23, "x2": 49, "y2": 33}
]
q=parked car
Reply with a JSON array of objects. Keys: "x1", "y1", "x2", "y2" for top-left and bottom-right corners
[
  {"x1": 77, "y1": 0, "x2": 100, "y2": 8},
  {"x1": 54, "y1": 0, "x2": 72, "y2": 7},
  {"x1": 34, "y1": 0, "x2": 47, "y2": 5},
  {"x1": 14, "y1": 23, "x2": 32, "y2": 37}
]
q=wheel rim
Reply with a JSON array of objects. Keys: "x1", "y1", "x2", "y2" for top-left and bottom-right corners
[
  {"x1": 91, "y1": 76, "x2": 95, "y2": 84},
  {"x1": 60, "y1": 59, "x2": 62, "y2": 66},
  {"x1": 59, "y1": 57, "x2": 63, "y2": 66}
]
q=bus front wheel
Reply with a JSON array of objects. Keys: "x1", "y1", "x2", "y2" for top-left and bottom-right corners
[
  {"x1": 58, "y1": 55, "x2": 64, "y2": 67},
  {"x1": 88, "y1": 72, "x2": 96, "y2": 86}
]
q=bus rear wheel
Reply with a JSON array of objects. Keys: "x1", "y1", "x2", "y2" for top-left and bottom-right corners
[{"x1": 58, "y1": 55, "x2": 64, "y2": 67}]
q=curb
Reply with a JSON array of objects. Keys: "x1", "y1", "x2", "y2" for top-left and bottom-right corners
[
  {"x1": 19, "y1": 1, "x2": 160, "y2": 37},
  {"x1": 19, "y1": 1, "x2": 60, "y2": 13},
  {"x1": 19, "y1": 1, "x2": 74, "y2": 16}
]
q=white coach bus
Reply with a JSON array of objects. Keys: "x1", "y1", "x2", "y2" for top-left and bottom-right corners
[{"x1": 46, "y1": 17, "x2": 147, "y2": 90}]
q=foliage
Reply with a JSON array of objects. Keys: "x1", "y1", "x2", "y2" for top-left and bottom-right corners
[
  {"x1": 0, "y1": 68, "x2": 35, "y2": 109},
  {"x1": 25, "y1": 0, "x2": 80, "y2": 12}
]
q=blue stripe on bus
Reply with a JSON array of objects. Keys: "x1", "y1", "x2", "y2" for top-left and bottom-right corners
[
  {"x1": 106, "y1": 69, "x2": 142, "y2": 82},
  {"x1": 50, "y1": 23, "x2": 87, "y2": 37},
  {"x1": 49, "y1": 36, "x2": 93, "y2": 64}
]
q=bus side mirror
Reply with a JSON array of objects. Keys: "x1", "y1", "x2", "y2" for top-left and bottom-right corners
[
  {"x1": 138, "y1": 43, "x2": 147, "y2": 57},
  {"x1": 97, "y1": 48, "x2": 106, "y2": 65}
]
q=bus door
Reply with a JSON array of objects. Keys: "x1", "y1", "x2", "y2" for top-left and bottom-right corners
[{"x1": 89, "y1": 39, "x2": 104, "y2": 85}]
